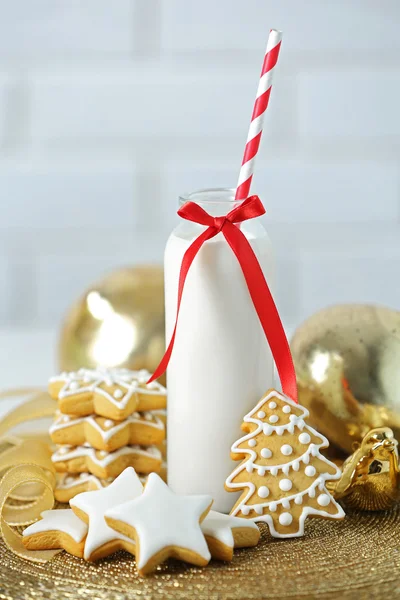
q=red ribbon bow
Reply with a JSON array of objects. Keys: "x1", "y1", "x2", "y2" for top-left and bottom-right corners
[{"x1": 148, "y1": 195, "x2": 298, "y2": 403}]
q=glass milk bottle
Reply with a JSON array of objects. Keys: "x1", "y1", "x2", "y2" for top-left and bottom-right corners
[{"x1": 165, "y1": 188, "x2": 274, "y2": 513}]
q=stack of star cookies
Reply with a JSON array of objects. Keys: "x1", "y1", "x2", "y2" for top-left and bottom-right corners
[{"x1": 48, "y1": 368, "x2": 167, "y2": 502}]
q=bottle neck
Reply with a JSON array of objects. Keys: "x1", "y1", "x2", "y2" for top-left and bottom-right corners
[{"x1": 179, "y1": 188, "x2": 243, "y2": 217}]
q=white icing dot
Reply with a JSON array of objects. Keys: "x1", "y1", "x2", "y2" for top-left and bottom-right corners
[
  {"x1": 103, "y1": 420, "x2": 114, "y2": 429},
  {"x1": 270, "y1": 466, "x2": 278, "y2": 476},
  {"x1": 246, "y1": 464, "x2": 254, "y2": 473},
  {"x1": 299, "y1": 432, "x2": 311, "y2": 444},
  {"x1": 113, "y1": 389, "x2": 123, "y2": 399},
  {"x1": 294, "y1": 495, "x2": 303, "y2": 505},
  {"x1": 282, "y1": 499, "x2": 290, "y2": 509},
  {"x1": 305, "y1": 466, "x2": 316, "y2": 477},
  {"x1": 263, "y1": 424, "x2": 273, "y2": 436},
  {"x1": 258, "y1": 486, "x2": 269, "y2": 499},
  {"x1": 241, "y1": 506, "x2": 250, "y2": 516},
  {"x1": 268, "y1": 401, "x2": 277, "y2": 409},
  {"x1": 282, "y1": 405, "x2": 291, "y2": 414},
  {"x1": 261, "y1": 447, "x2": 272, "y2": 459},
  {"x1": 146, "y1": 381, "x2": 158, "y2": 389},
  {"x1": 279, "y1": 512, "x2": 293, "y2": 526},
  {"x1": 58, "y1": 447, "x2": 69, "y2": 455},
  {"x1": 281, "y1": 444, "x2": 293, "y2": 456},
  {"x1": 269, "y1": 415, "x2": 279, "y2": 424},
  {"x1": 248, "y1": 439, "x2": 257, "y2": 448},
  {"x1": 257, "y1": 411, "x2": 266, "y2": 419},
  {"x1": 317, "y1": 494, "x2": 331, "y2": 507},
  {"x1": 254, "y1": 505, "x2": 263, "y2": 515},
  {"x1": 133, "y1": 412, "x2": 140, "y2": 418},
  {"x1": 62, "y1": 416, "x2": 70, "y2": 423},
  {"x1": 279, "y1": 478, "x2": 293, "y2": 492},
  {"x1": 309, "y1": 488, "x2": 316, "y2": 498},
  {"x1": 258, "y1": 467, "x2": 266, "y2": 476},
  {"x1": 79, "y1": 473, "x2": 87, "y2": 479},
  {"x1": 69, "y1": 381, "x2": 79, "y2": 391},
  {"x1": 65, "y1": 476, "x2": 73, "y2": 484},
  {"x1": 269, "y1": 502, "x2": 277, "y2": 512},
  {"x1": 98, "y1": 451, "x2": 107, "y2": 458}
]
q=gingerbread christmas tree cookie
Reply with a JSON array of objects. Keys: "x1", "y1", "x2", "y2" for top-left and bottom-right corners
[{"x1": 225, "y1": 389, "x2": 345, "y2": 537}]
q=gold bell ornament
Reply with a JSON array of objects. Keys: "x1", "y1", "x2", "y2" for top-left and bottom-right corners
[
  {"x1": 291, "y1": 304, "x2": 400, "y2": 454},
  {"x1": 58, "y1": 265, "x2": 165, "y2": 384},
  {"x1": 329, "y1": 427, "x2": 400, "y2": 511}
]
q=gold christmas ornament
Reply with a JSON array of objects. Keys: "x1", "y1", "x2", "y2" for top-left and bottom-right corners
[
  {"x1": 330, "y1": 427, "x2": 400, "y2": 511},
  {"x1": 58, "y1": 266, "x2": 165, "y2": 384},
  {"x1": 291, "y1": 304, "x2": 400, "y2": 454}
]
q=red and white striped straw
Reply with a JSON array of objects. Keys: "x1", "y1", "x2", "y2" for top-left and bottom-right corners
[{"x1": 235, "y1": 29, "x2": 283, "y2": 201}]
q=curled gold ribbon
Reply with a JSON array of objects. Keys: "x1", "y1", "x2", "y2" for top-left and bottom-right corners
[{"x1": 0, "y1": 387, "x2": 60, "y2": 562}]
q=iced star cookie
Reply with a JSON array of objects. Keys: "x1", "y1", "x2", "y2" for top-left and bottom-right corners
[
  {"x1": 225, "y1": 389, "x2": 345, "y2": 538},
  {"x1": 201, "y1": 510, "x2": 260, "y2": 561},
  {"x1": 70, "y1": 467, "x2": 142, "y2": 561},
  {"x1": 105, "y1": 473, "x2": 212, "y2": 576},
  {"x1": 22, "y1": 509, "x2": 88, "y2": 558},
  {"x1": 49, "y1": 368, "x2": 167, "y2": 420},
  {"x1": 50, "y1": 411, "x2": 165, "y2": 451},
  {"x1": 52, "y1": 444, "x2": 162, "y2": 479}
]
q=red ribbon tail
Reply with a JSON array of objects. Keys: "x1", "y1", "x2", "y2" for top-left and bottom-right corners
[
  {"x1": 147, "y1": 226, "x2": 218, "y2": 384},
  {"x1": 223, "y1": 223, "x2": 298, "y2": 403}
]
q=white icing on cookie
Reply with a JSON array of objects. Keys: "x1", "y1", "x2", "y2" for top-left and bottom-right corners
[
  {"x1": 279, "y1": 513, "x2": 292, "y2": 526},
  {"x1": 260, "y1": 448, "x2": 272, "y2": 459},
  {"x1": 105, "y1": 473, "x2": 212, "y2": 571},
  {"x1": 23, "y1": 509, "x2": 87, "y2": 543},
  {"x1": 280, "y1": 444, "x2": 293, "y2": 456},
  {"x1": 201, "y1": 510, "x2": 259, "y2": 548},
  {"x1": 70, "y1": 467, "x2": 143, "y2": 560},
  {"x1": 51, "y1": 444, "x2": 162, "y2": 467},
  {"x1": 258, "y1": 486, "x2": 269, "y2": 499},
  {"x1": 305, "y1": 465, "x2": 316, "y2": 477},
  {"x1": 50, "y1": 412, "x2": 164, "y2": 443},
  {"x1": 317, "y1": 493, "x2": 331, "y2": 507},
  {"x1": 50, "y1": 367, "x2": 167, "y2": 409},
  {"x1": 279, "y1": 479, "x2": 292, "y2": 492}
]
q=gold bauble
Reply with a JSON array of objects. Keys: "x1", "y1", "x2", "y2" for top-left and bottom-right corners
[
  {"x1": 58, "y1": 265, "x2": 165, "y2": 384},
  {"x1": 329, "y1": 427, "x2": 400, "y2": 511},
  {"x1": 291, "y1": 304, "x2": 400, "y2": 453}
]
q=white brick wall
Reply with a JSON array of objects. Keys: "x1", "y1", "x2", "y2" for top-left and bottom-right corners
[
  {"x1": 0, "y1": 1, "x2": 134, "y2": 55},
  {"x1": 0, "y1": 0, "x2": 399, "y2": 332},
  {"x1": 0, "y1": 168, "x2": 137, "y2": 228}
]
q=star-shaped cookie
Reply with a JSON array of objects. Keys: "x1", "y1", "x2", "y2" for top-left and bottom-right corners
[
  {"x1": 70, "y1": 466, "x2": 143, "y2": 561},
  {"x1": 105, "y1": 473, "x2": 213, "y2": 575},
  {"x1": 201, "y1": 510, "x2": 260, "y2": 561},
  {"x1": 22, "y1": 509, "x2": 88, "y2": 558}
]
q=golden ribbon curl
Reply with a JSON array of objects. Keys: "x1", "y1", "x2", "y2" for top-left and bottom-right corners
[{"x1": 0, "y1": 388, "x2": 60, "y2": 562}]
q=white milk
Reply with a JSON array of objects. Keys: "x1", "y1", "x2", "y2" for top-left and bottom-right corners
[{"x1": 165, "y1": 188, "x2": 274, "y2": 513}]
